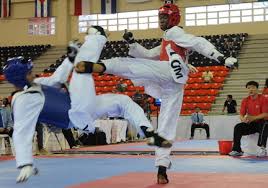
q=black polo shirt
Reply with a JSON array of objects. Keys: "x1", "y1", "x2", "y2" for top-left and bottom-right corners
[{"x1": 224, "y1": 99, "x2": 237, "y2": 113}]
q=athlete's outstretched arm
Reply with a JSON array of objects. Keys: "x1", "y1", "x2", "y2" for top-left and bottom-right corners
[
  {"x1": 166, "y1": 26, "x2": 238, "y2": 68},
  {"x1": 34, "y1": 58, "x2": 74, "y2": 87}
]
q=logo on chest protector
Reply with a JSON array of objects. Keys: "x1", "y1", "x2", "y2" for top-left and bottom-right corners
[
  {"x1": 170, "y1": 52, "x2": 183, "y2": 79},
  {"x1": 166, "y1": 45, "x2": 188, "y2": 84}
]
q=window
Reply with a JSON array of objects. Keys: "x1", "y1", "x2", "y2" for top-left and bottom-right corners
[
  {"x1": 118, "y1": 25, "x2": 128, "y2": 31},
  {"x1": 119, "y1": 19, "x2": 127, "y2": 24},
  {"x1": 109, "y1": 19, "x2": 117, "y2": 25},
  {"x1": 79, "y1": 10, "x2": 158, "y2": 32},
  {"x1": 196, "y1": 19, "x2": 206, "y2": 26},
  {"x1": 219, "y1": 11, "x2": 229, "y2": 18},
  {"x1": 28, "y1": 17, "x2": 55, "y2": 35},
  {"x1": 242, "y1": 16, "x2": 252, "y2": 22},
  {"x1": 230, "y1": 11, "x2": 240, "y2": 17},
  {"x1": 186, "y1": 14, "x2": 195, "y2": 20},
  {"x1": 185, "y1": 2, "x2": 268, "y2": 26},
  {"x1": 254, "y1": 15, "x2": 264, "y2": 21},
  {"x1": 230, "y1": 17, "x2": 240, "y2": 23},
  {"x1": 185, "y1": 20, "x2": 195, "y2": 26},
  {"x1": 196, "y1": 13, "x2": 206, "y2": 19},
  {"x1": 254, "y1": 9, "x2": 264, "y2": 15},
  {"x1": 207, "y1": 19, "x2": 217, "y2": 25},
  {"x1": 242, "y1": 10, "x2": 252, "y2": 16},
  {"x1": 139, "y1": 17, "x2": 148, "y2": 23},
  {"x1": 108, "y1": 25, "x2": 117, "y2": 31},
  {"x1": 208, "y1": 12, "x2": 217, "y2": 19},
  {"x1": 219, "y1": 18, "x2": 229, "y2": 24}
]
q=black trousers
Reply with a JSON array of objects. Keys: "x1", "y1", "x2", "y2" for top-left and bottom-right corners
[
  {"x1": 36, "y1": 123, "x2": 44, "y2": 150},
  {"x1": 232, "y1": 121, "x2": 268, "y2": 152},
  {"x1": 62, "y1": 129, "x2": 76, "y2": 148},
  {"x1": 191, "y1": 123, "x2": 210, "y2": 138}
]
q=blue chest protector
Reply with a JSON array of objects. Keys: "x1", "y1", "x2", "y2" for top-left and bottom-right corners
[{"x1": 38, "y1": 86, "x2": 71, "y2": 129}]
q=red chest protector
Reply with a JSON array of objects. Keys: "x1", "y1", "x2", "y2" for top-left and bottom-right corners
[{"x1": 159, "y1": 39, "x2": 187, "y2": 61}]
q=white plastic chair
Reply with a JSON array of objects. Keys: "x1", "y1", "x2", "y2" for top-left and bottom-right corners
[{"x1": 0, "y1": 134, "x2": 14, "y2": 155}]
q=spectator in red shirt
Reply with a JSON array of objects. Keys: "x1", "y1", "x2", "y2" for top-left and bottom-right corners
[
  {"x1": 262, "y1": 78, "x2": 268, "y2": 98},
  {"x1": 229, "y1": 81, "x2": 268, "y2": 157}
]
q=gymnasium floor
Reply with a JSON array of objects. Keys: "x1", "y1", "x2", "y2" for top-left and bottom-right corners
[{"x1": 1, "y1": 140, "x2": 268, "y2": 188}]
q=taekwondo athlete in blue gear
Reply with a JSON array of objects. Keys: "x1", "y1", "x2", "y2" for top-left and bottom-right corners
[
  {"x1": 4, "y1": 29, "x2": 107, "y2": 182},
  {"x1": 4, "y1": 56, "x2": 75, "y2": 183}
]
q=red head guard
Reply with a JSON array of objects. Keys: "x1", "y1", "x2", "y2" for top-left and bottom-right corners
[{"x1": 158, "y1": 3, "x2": 181, "y2": 28}]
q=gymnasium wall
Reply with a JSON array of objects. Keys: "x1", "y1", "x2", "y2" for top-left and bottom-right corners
[{"x1": 0, "y1": 0, "x2": 267, "y2": 46}]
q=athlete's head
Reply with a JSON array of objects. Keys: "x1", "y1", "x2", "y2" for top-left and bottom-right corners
[
  {"x1": 158, "y1": 3, "x2": 181, "y2": 31},
  {"x1": 3, "y1": 56, "x2": 34, "y2": 89},
  {"x1": 246, "y1": 81, "x2": 259, "y2": 96}
]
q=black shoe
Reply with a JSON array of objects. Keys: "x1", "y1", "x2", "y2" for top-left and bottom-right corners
[
  {"x1": 147, "y1": 134, "x2": 172, "y2": 148},
  {"x1": 157, "y1": 166, "x2": 169, "y2": 184},
  {"x1": 157, "y1": 174, "x2": 169, "y2": 184},
  {"x1": 140, "y1": 126, "x2": 172, "y2": 148}
]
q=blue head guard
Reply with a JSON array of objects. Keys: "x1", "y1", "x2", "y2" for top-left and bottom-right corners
[{"x1": 3, "y1": 57, "x2": 33, "y2": 88}]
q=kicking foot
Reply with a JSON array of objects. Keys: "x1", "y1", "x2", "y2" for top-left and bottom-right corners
[
  {"x1": 141, "y1": 126, "x2": 172, "y2": 148},
  {"x1": 147, "y1": 134, "x2": 172, "y2": 148},
  {"x1": 75, "y1": 61, "x2": 106, "y2": 74}
]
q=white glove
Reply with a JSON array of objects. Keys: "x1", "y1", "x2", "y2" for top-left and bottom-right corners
[
  {"x1": 187, "y1": 64, "x2": 198, "y2": 73},
  {"x1": 217, "y1": 55, "x2": 238, "y2": 69},
  {"x1": 16, "y1": 165, "x2": 39, "y2": 183},
  {"x1": 224, "y1": 57, "x2": 238, "y2": 68}
]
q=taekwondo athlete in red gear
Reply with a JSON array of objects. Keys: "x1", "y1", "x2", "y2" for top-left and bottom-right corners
[{"x1": 74, "y1": 3, "x2": 238, "y2": 184}]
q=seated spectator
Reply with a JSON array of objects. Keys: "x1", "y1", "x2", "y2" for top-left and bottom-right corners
[
  {"x1": 116, "y1": 79, "x2": 127, "y2": 92},
  {"x1": 132, "y1": 90, "x2": 144, "y2": 106},
  {"x1": 190, "y1": 107, "x2": 210, "y2": 139},
  {"x1": 0, "y1": 97, "x2": 13, "y2": 137},
  {"x1": 263, "y1": 78, "x2": 268, "y2": 98},
  {"x1": 141, "y1": 95, "x2": 151, "y2": 121},
  {"x1": 2, "y1": 97, "x2": 11, "y2": 108},
  {"x1": 222, "y1": 95, "x2": 237, "y2": 114},
  {"x1": 202, "y1": 70, "x2": 213, "y2": 83},
  {"x1": 0, "y1": 97, "x2": 13, "y2": 154},
  {"x1": 229, "y1": 81, "x2": 268, "y2": 157}
]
